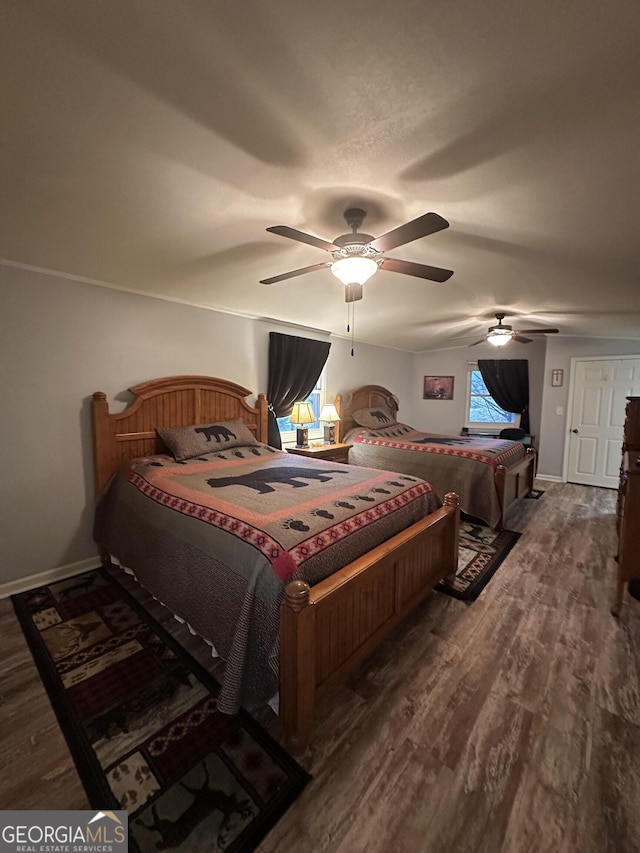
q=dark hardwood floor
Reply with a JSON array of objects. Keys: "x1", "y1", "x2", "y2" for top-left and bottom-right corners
[{"x1": 1, "y1": 482, "x2": 639, "y2": 852}]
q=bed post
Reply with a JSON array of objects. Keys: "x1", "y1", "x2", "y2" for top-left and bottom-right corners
[
  {"x1": 279, "y1": 580, "x2": 317, "y2": 755},
  {"x1": 255, "y1": 392, "x2": 269, "y2": 443},
  {"x1": 443, "y1": 492, "x2": 460, "y2": 585},
  {"x1": 91, "y1": 391, "x2": 115, "y2": 496},
  {"x1": 91, "y1": 392, "x2": 116, "y2": 566},
  {"x1": 526, "y1": 446, "x2": 536, "y2": 483},
  {"x1": 495, "y1": 463, "x2": 507, "y2": 521},
  {"x1": 334, "y1": 394, "x2": 343, "y2": 443}
]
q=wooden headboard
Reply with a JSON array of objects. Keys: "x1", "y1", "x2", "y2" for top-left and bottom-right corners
[
  {"x1": 91, "y1": 375, "x2": 269, "y2": 495},
  {"x1": 335, "y1": 385, "x2": 400, "y2": 441}
]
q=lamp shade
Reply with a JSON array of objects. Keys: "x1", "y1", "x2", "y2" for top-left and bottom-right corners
[
  {"x1": 289, "y1": 401, "x2": 315, "y2": 425},
  {"x1": 487, "y1": 330, "x2": 512, "y2": 347},
  {"x1": 330, "y1": 256, "x2": 378, "y2": 286},
  {"x1": 319, "y1": 404, "x2": 340, "y2": 423}
]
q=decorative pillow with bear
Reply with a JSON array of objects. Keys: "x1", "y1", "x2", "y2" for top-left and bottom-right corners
[
  {"x1": 351, "y1": 407, "x2": 398, "y2": 429},
  {"x1": 157, "y1": 419, "x2": 260, "y2": 461}
]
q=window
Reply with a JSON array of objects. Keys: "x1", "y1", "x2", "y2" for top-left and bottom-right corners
[
  {"x1": 466, "y1": 366, "x2": 517, "y2": 429},
  {"x1": 277, "y1": 373, "x2": 324, "y2": 444}
]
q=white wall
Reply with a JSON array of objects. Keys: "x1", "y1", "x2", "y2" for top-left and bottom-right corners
[
  {"x1": 410, "y1": 339, "x2": 547, "y2": 441},
  {"x1": 326, "y1": 337, "x2": 414, "y2": 410},
  {"x1": 538, "y1": 336, "x2": 640, "y2": 477},
  {"x1": 0, "y1": 265, "x2": 413, "y2": 588}
]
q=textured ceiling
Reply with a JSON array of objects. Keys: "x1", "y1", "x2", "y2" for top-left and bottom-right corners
[{"x1": 1, "y1": 0, "x2": 639, "y2": 351}]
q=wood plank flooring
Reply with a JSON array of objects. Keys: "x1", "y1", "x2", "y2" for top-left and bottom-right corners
[{"x1": 1, "y1": 482, "x2": 639, "y2": 851}]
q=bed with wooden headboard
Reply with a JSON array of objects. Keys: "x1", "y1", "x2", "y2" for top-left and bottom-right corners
[
  {"x1": 91, "y1": 375, "x2": 459, "y2": 754},
  {"x1": 336, "y1": 383, "x2": 535, "y2": 529}
]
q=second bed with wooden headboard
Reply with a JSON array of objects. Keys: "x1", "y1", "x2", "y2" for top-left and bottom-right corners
[
  {"x1": 336, "y1": 384, "x2": 535, "y2": 529},
  {"x1": 91, "y1": 375, "x2": 459, "y2": 754}
]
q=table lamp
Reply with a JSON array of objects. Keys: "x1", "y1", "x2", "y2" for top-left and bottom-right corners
[
  {"x1": 290, "y1": 401, "x2": 315, "y2": 448},
  {"x1": 319, "y1": 403, "x2": 340, "y2": 444}
]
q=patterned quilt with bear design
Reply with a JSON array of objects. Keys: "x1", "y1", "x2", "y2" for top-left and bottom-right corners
[
  {"x1": 94, "y1": 444, "x2": 440, "y2": 713},
  {"x1": 343, "y1": 422, "x2": 527, "y2": 528}
]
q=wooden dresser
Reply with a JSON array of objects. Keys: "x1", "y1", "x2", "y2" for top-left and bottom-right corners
[{"x1": 612, "y1": 396, "x2": 640, "y2": 615}]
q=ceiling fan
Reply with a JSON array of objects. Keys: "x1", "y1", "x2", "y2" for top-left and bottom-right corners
[
  {"x1": 259, "y1": 208, "x2": 453, "y2": 302},
  {"x1": 470, "y1": 313, "x2": 560, "y2": 347}
]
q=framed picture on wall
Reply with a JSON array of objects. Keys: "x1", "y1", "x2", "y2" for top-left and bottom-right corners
[{"x1": 423, "y1": 375, "x2": 454, "y2": 400}]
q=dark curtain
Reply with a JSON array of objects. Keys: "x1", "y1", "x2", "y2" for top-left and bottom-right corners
[
  {"x1": 477, "y1": 359, "x2": 530, "y2": 433},
  {"x1": 267, "y1": 332, "x2": 331, "y2": 448}
]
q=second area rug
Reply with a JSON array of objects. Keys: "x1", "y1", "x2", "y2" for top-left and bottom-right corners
[{"x1": 436, "y1": 519, "x2": 521, "y2": 601}]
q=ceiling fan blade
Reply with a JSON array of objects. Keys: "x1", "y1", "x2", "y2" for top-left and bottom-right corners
[
  {"x1": 513, "y1": 335, "x2": 533, "y2": 343},
  {"x1": 379, "y1": 256, "x2": 454, "y2": 282},
  {"x1": 266, "y1": 225, "x2": 338, "y2": 253},
  {"x1": 515, "y1": 328, "x2": 560, "y2": 335},
  {"x1": 468, "y1": 339, "x2": 487, "y2": 347},
  {"x1": 368, "y1": 212, "x2": 449, "y2": 253},
  {"x1": 259, "y1": 262, "x2": 330, "y2": 285}
]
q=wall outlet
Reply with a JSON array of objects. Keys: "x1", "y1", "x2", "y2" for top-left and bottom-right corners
[{"x1": 556, "y1": 406, "x2": 564, "y2": 415}]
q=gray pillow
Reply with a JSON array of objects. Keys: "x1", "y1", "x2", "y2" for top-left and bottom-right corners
[
  {"x1": 352, "y1": 407, "x2": 397, "y2": 429},
  {"x1": 157, "y1": 419, "x2": 260, "y2": 460}
]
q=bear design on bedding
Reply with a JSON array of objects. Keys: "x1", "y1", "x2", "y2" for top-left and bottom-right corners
[{"x1": 94, "y1": 445, "x2": 441, "y2": 713}]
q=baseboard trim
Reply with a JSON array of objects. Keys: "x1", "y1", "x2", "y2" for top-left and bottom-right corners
[
  {"x1": 1, "y1": 557, "x2": 101, "y2": 600},
  {"x1": 535, "y1": 474, "x2": 564, "y2": 483}
]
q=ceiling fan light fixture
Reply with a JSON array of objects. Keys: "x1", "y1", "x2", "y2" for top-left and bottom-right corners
[
  {"x1": 487, "y1": 329, "x2": 512, "y2": 347},
  {"x1": 330, "y1": 256, "x2": 378, "y2": 286}
]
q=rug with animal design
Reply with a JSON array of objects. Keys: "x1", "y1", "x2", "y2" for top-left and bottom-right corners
[{"x1": 12, "y1": 568, "x2": 310, "y2": 852}]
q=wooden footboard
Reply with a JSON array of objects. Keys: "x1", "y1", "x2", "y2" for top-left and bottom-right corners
[
  {"x1": 279, "y1": 493, "x2": 459, "y2": 753},
  {"x1": 495, "y1": 447, "x2": 536, "y2": 526}
]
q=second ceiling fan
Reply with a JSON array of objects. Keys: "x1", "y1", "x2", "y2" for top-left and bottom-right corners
[
  {"x1": 260, "y1": 207, "x2": 453, "y2": 302},
  {"x1": 470, "y1": 313, "x2": 560, "y2": 347}
]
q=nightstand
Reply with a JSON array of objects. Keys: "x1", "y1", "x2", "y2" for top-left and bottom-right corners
[{"x1": 286, "y1": 442, "x2": 352, "y2": 464}]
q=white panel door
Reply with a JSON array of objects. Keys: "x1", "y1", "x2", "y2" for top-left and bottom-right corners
[{"x1": 567, "y1": 358, "x2": 640, "y2": 488}]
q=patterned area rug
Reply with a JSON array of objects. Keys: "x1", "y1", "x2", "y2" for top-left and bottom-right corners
[
  {"x1": 12, "y1": 568, "x2": 310, "y2": 852},
  {"x1": 436, "y1": 519, "x2": 521, "y2": 601},
  {"x1": 527, "y1": 488, "x2": 545, "y2": 499}
]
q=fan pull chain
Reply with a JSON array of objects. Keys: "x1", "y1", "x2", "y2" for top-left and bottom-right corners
[
  {"x1": 345, "y1": 301, "x2": 355, "y2": 355},
  {"x1": 351, "y1": 303, "x2": 355, "y2": 356}
]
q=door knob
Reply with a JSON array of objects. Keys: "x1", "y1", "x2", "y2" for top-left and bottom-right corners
[{"x1": 571, "y1": 429, "x2": 579, "y2": 433}]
